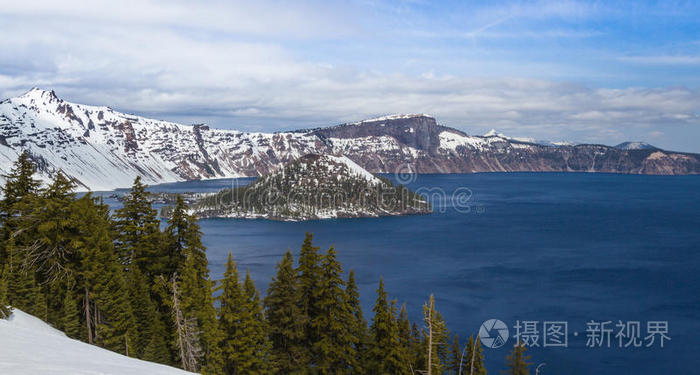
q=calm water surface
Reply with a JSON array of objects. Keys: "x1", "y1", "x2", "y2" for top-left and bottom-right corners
[{"x1": 107, "y1": 173, "x2": 700, "y2": 374}]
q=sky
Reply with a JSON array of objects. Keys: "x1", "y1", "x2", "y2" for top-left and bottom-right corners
[{"x1": 1, "y1": 0, "x2": 699, "y2": 152}]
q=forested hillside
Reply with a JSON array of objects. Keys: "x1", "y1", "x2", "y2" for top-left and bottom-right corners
[
  {"x1": 186, "y1": 154, "x2": 430, "y2": 221},
  {"x1": 0, "y1": 152, "x2": 532, "y2": 374}
]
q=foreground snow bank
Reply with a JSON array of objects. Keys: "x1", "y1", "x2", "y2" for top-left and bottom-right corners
[{"x1": 0, "y1": 308, "x2": 194, "y2": 375}]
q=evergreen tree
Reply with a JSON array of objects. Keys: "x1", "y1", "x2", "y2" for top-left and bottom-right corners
[
  {"x1": 0, "y1": 263, "x2": 13, "y2": 319},
  {"x1": 264, "y1": 250, "x2": 307, "y2": 374},
  {"x1": 411, "y1": 322, "x2": 427, "y2": 371},
  {"x1": 219, "y1": 253, "x2": 270, "y2": 374},
  {"x1": 397, "y1": 303, "x2": 417, "y2": 371},
  {"x1": 4, "y1": 237, "x2": 45, "y2": 317},
  {"x1": 448, "y1": 335, "x2": 462, "y2": 374},
  {"x1": 504, "y1": 342, "x2": 531, "y2": 375},
  {"x1": 113, "y1": 177, "x2": 163, "y2": 276},
  {"x1": 142, "y1": 314, "x2": 172, "y2": 365},
  {"x1": 464, "y1": 335, "x2": 486, "y2": 375},
  {"x1": 0, "y1": 151, "x2": 41, "y2": 264},
  {"x1": 296, "y1": 232, "x2": 321, "y2": 355},
  {"x1": 219, "y1": 253, "x2": 243, "y2": 373},
  {"x1": 60, "y1": 273, "x2": 80, "y2": 338},
  {"x1": 241, "y1": 270, "x2": 271, "y2": 373},
  {"x1": 311, "y1": 246, "x2": 356, "y2": 373},
  {"x1": 179, "y1": 244, "x2": 223, "y2": 374},
  {"x1": 219, "y1": 253, "x2": 269, "y2": 374},
  {"x1": 0, "y1": 153, "x2": 44, "y2": 317},
  {"x1": 346, "y1": 269, "x2": 369, "y2": 373},
  {"x1": 163, "y1": 195, "x2": 189, "y2": 276},
  {"x1": 93, "y1": 263, "x2": 136, "y2": 356},
  {"x1": 368, "y1": 277, "x2": 408, "y2": 374},
  {"x1": 126, "y1": 267, "x2": 162, "y2": 357},
  {"x1": 31, "y1": 171, "x2": 77, "y2": 285},
  {"x1": 199, "y1": 277, "x2": 224, "y2": 375}
]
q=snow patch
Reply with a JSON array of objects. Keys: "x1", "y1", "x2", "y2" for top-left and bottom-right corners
[
  {"x1": 0, "y1": 309, "x2": 194, "y2": 375},
  {"x1": 324, "y1": 154, "x2": 381, "y2": 184}
]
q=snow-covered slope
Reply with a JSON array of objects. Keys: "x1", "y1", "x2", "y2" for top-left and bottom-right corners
[
  {"x1": 0, "y1": 309, "x2": 194, "y2": 375},
  {"x1": 0, "y1": 88, "x2": 320, "y2": 190},
  {"x1": 1, "y1": 88, "x2": 697, "y2": 189}
]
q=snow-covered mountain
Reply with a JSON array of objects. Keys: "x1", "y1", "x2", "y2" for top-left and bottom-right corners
[
  {"x1": 0, "y1": 309, "x2": 193, "y2": 375},
  {"x1": 0, "y1": 88, "x2": 321, "y2": 190},
  {"x1": 1, "y1": 88, "x2": 698, "y2": 191},
  {"x1": 615, "y1": 141, "x2": 659, "y2": 150},
  {"x1": 187, "y1": 153, "x2": 430, "y2": 221},
  {"x1": 483, "y1": 128, "x2": 576, "y2": 147}
]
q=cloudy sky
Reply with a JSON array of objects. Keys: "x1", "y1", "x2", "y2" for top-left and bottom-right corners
[{"x1": 1, "y1": 0, "x2": 699, "y2": 151}]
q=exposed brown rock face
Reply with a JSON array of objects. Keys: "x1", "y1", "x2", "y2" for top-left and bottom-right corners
[{"x1": 313, "y1": 116, "x2": 700, "y2": 175}]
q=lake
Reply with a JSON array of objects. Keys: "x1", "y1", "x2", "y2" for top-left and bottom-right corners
[{"x1": 108, "y1": 172, "x2": 700, "y2": 374}]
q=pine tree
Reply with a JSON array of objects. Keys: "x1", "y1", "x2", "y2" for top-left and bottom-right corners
[
  {"x1": 0, "y1": 151, "x2": 41, "y2": 264},
  {"x1": 4, "y1": 237, "x2": 45, "y2": 317},
  {"x1": 397, "y1": 303, "x2": 416, "y2": 371},
  {"x1": 264, "y1": 250, "x2": 307, "y2": 374},
  {"x1": 219, "y1": 254, "x2": 271, "y2": 374},
  {"x1": 163, "y1": 195, "x2": 189, "y2": 276},
  {"x1": 113, "y1": 176, "x2": 163, "y2": 276},
  {"x1": 60, "y1": 274, "x2": 80, "y2": 338},
  {"x1": 368, "y1": 277, "x2": 408, "y2": 374},
  {"x1": 0, "y1": 153, "x2": 43, "y2": 318},
  {"x1": 448, "y1": 335, "x2": 461, "y2": 374},
  {"x1": 240, "y1": 270, "x2": 271, "y2": 373},
  {"x1": 126, "y1": 267, "x2": 162, "y2": 357},
  {"x1": 311, "y1": 246, "x2": 356, "y2": 373},
  {"x1": 30, "y1": 171, "x2": 77, "y2": 286},
  {"x1": 93, "y1": 263, "x2": 136, "y2": 356},
  {"x1": 179, "y1": 243, "x2": 223, "y2": 374},
  {"x1": 219, "y1": 253, "x2": 242, "y2": 373},
  {"x1": 346, "y1": 269, "x2": 369, "y2": 373},
  {"x1": 296, "y1": 232, "x2": 321, "y2": 355},
  {"x1": 411, "y1": 322, "x2": 427, "y2": 371},
  {"x1": 142, "y1": 314, "x2": 172, "y2": 365},
  {"x1": 464, "y1": 335, "x2": 486, "y2": 375},
  {"x1": 199, "y1": 277, "x2": 224, "y2": 375},
  {"x1": 505, "y1": 342, "x2": 531, "y2": 375}
]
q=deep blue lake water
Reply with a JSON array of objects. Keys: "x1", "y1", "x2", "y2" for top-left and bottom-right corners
[{"x1": 109, "y1": 173, "x2": 700, "y2": 374}]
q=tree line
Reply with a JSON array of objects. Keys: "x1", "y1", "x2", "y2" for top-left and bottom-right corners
[{"x1": 0, "y1": 152, "x2": 532, "y2": 374}]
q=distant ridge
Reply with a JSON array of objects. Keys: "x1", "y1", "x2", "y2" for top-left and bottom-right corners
[
  {"x1": 0, "y1": 88, "x2": 698, "y2": 191},
  {"x1": 615, "y1": 141, "x2": 659, "y2": 150}
]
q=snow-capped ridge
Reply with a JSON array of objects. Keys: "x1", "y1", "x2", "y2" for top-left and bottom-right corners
[
  {"x1": 615, "y1": 141, "x2": 658, "y2": 150},
  {"x1": 1, "y1": 88, "x2": 697, "y2": 190},
  {"x1": 351, "y1": 113, "x2": 433, "y2": 125}
]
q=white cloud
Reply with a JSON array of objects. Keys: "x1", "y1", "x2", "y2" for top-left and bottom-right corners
[{"x1": 0, "y1": 0, "x2": 699, "y2": 151}]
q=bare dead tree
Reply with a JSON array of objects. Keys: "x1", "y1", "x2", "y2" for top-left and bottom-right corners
[
  {"x1": 171, "y1": 274, "x2": 202, "y2": 372},
  {"x1": 12, "y1": 221, "x2": 70, "y2": 285},
  {"x1": 425, "y1": 294, "x2": 434, "y2": 375},
  {"x1": 470, "y1": 337, "x2": 476, "y2": 375}
]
